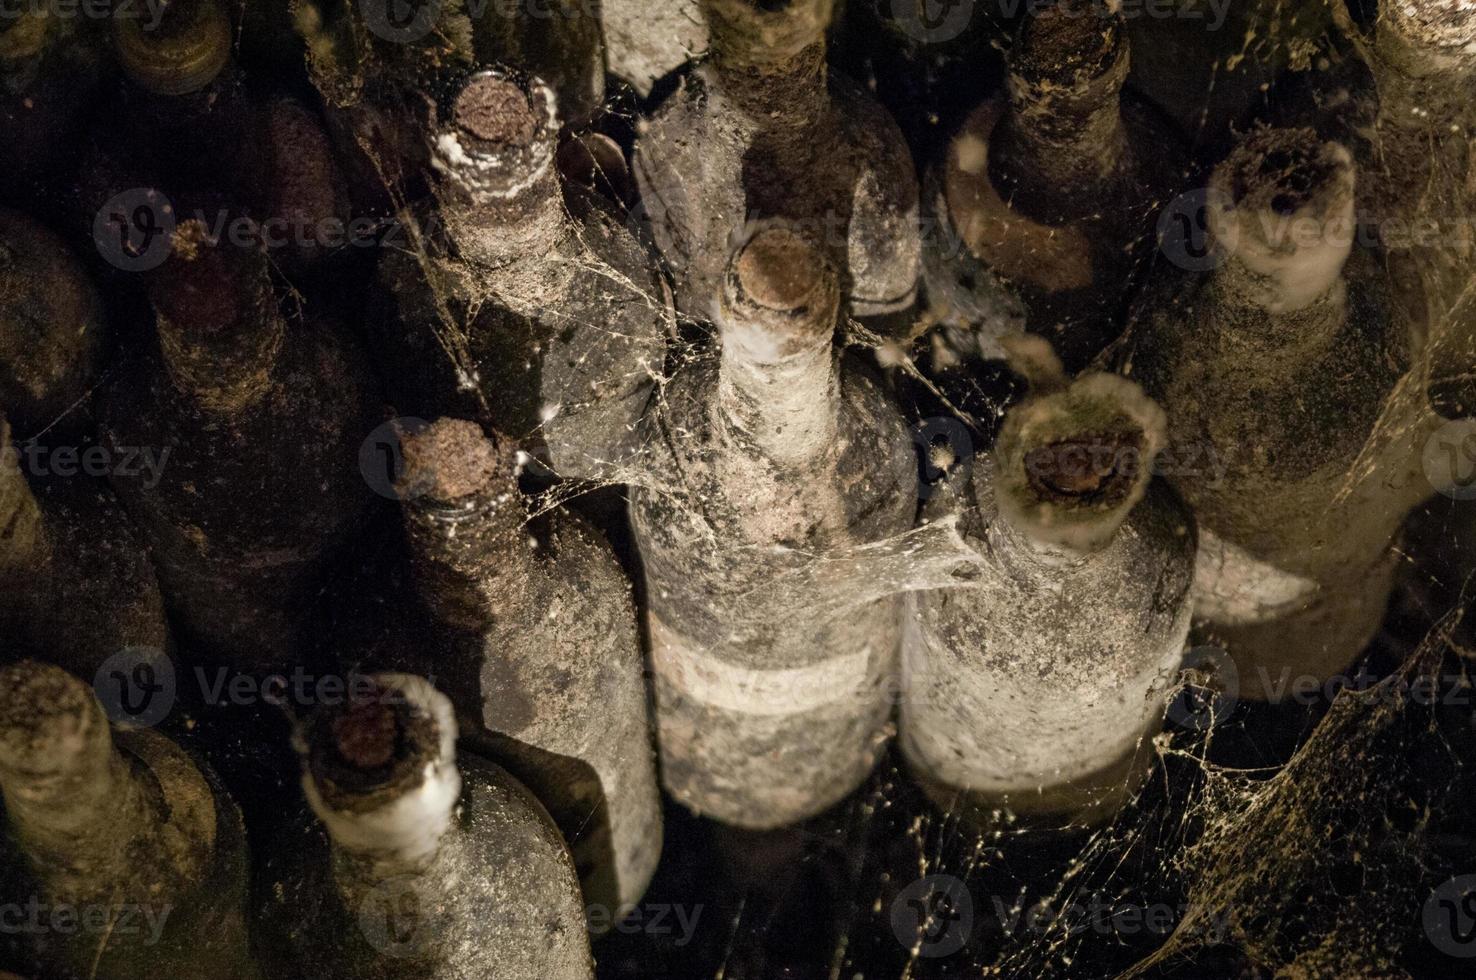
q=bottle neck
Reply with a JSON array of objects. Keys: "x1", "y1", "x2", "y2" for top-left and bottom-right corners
[
  {"x1": 709, "y1": 40, "x2": 829, "y2": 124},
  {"x1": 716, "y1": 323, "x2": 839, "y2": 468},
  {"x1": 989, "y1": 13, "x2": 1132, "y2": 215},
  {"x1": 1209, "y1": 257, "x2": 1349, "y2": 358},
  {"x1": 403, "y1": 484, "x2": 534, "y2": 628},
  {"x1": 152, "y1": 246, "x2": 286, "y2": 414},
  {"x1": 303, "y1": 677, "x2": 463, "y2": 893},
  {"x1": 437, "y1": 153, "x2": 570, "y2": 270}
]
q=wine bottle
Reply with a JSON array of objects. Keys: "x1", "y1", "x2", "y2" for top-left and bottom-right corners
[
  {"x1": 0, "y1": 660, "x2": 256, "y2": 980},
  {"x1": 255, "y1": 672, "x2": 595, "y2": 979},
  {"x1": 902, "y1": 362, "x2": 1194, "y2": 824},
  {"x1": 0, "y1": 209, "x2": 105, "y2": 441},
  {"x1": 100, "y1": 225, "x2": 380, "y2": 670},
  {"x1": 334, "y1": 417, "x2": 663, "y2": 918},
  {"x1": 633, "y1": 0, "x2": 921, "y2": 320},
  {"x1": 0, "y1": 416, "x2": 169, "y2": 681},
  {"x1": 922, "y1": 0, "x2": 1187, "y2": 370},
  {"x1": 1128, "y1": 126, "x2": 1418, "y2": 698},
  {"x1": 1359, "y1": 1, "x2": 1476, "y2": 417},
  {"x1": 375, "y1": 71, "x2": 669, "y2": 482},
  {"x1": 628, "y1": 223, "x2": 918, "y2": 828}
]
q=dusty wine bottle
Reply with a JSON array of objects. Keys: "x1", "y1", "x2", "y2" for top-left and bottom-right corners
[
  {"x1": 628, "y1": 223, "x2": 918, "y2": 829},
  {"x1": 902, "y1": 361, "x2": 1194, "y2": 824},
  {"x1": 100, "y1": 224, "x2": 379, "y2": 670},
  {"x1": 0, "y1": 660, "x2": 256, "y2": 980},
  {"x1": 0, "y1": 415, "x2": 169, "y2": 681},
  {"x1": 353, "y1": 417, "x2": 663, "y2": 918},
  {"x1": 255, "y1": 673, "x2": 594, "y2": 979},
  {"x1": 376, "y1": 71, "x2": 669, "y2": 482},
  {"x1": 1360, "y1": 0, "x2": 1476, "y2": 417},
  {"x1": 922, "y1": 0, "x2": 1186, "y2": 369},
  {"x1": 0, "y1": 209, "x2": 104, "y2": 440},
  {"x1": 1128, "y1": 126, "x2": 1418, "y2": 698},
  {"x1": 633, "y1": 0, "x2": 921, "y2": 320}
]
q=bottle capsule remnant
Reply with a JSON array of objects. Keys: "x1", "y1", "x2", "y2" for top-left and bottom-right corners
[
  {"x1": 629, "y1": 223, "x2": 918, "y2": 829},
  {"x1": 1128, "y1": 126, "x2": 1420, "y2": 698},
  {"x1": 634, "y1": 0, "x2": 921, "y2": 320},
  {"x1": 254, "y1": 673, "x2": 594, "y2": 979},
  {"x1": 0, "y1": 660, "x2": 257, "y2": 980},
  {"x1": 923, "y1": 0, "x2": 1187, "y2": 370},
  {"x1": 100, "y1": 226, "x2": 380, "y2": 670},
  {"x1": 902, "y1": 360, "x2": 1195, "y2": 825},
  {"x1": 361, "y1": 417, "x2": 664, "y2": 918},
  {"x1": 375, "y1": 70, "x2": 669, "y2": 482}
]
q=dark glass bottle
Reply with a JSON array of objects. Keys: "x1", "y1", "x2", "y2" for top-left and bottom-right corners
[
  {"x1": 333, "y1": 417, "x2": 663, "y2": 918},
  {"x1": 922, "y1": 0, "x2": 1187, "y2": 371},
  {"x1": 100, "y1": 228, "x2": 380, "y2": 670},
  {"x1": 375, "y1": 71, "x2": 669, "y2": 482},
  {"x1": 628, "y1": 223, "x2": 917, "y2": 828},
  {"x1": 1129, "y1": 126, "x2": 1419, "y2": 697},
  {"x1": 903, "y1": 366, "x2": 1194, "y2": 826},
  {"x1": 0, "y1": 660, "x2": 256, "y2": 980},
  {"x1": 254, "y1": 672, "x2": 595, "y2": 978}
]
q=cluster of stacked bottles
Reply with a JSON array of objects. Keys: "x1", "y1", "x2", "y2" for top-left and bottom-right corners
[{"x1": 1, "y1": 0, "x2": 1472, "y2": 976}]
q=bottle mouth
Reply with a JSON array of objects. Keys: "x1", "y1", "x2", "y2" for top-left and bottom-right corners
[
  {"x1": 1382, "y1": 0, "x2": 1476, "y2": 56},
  {"x1": 114, "y1": 0, "x2": 232, "y2": 96},
  {"x1": 0, "y1": 660, "x2": 109, "y2": 788},
  {"x1": 1011, "y1": 0, "x2": 1126, "y2": 88},
  {"x1": 432, "y1": 70, "x2": 559, "y2": 201},
  {"x1": 395, "y1": 417, "x2": 519, "y2": 513},
  {"x1": 1022, "y1": 431, "x2": 1145, "y2": 507},
  {"x1": 995, "y1": 373, "x2": 1166, "y2": 553},
  {"x1": 304, "y1": 676, "x2": 446, "y2": 802},
  {"x1": 720, "y1": 222, "x2": 839, "y2": 358}
]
